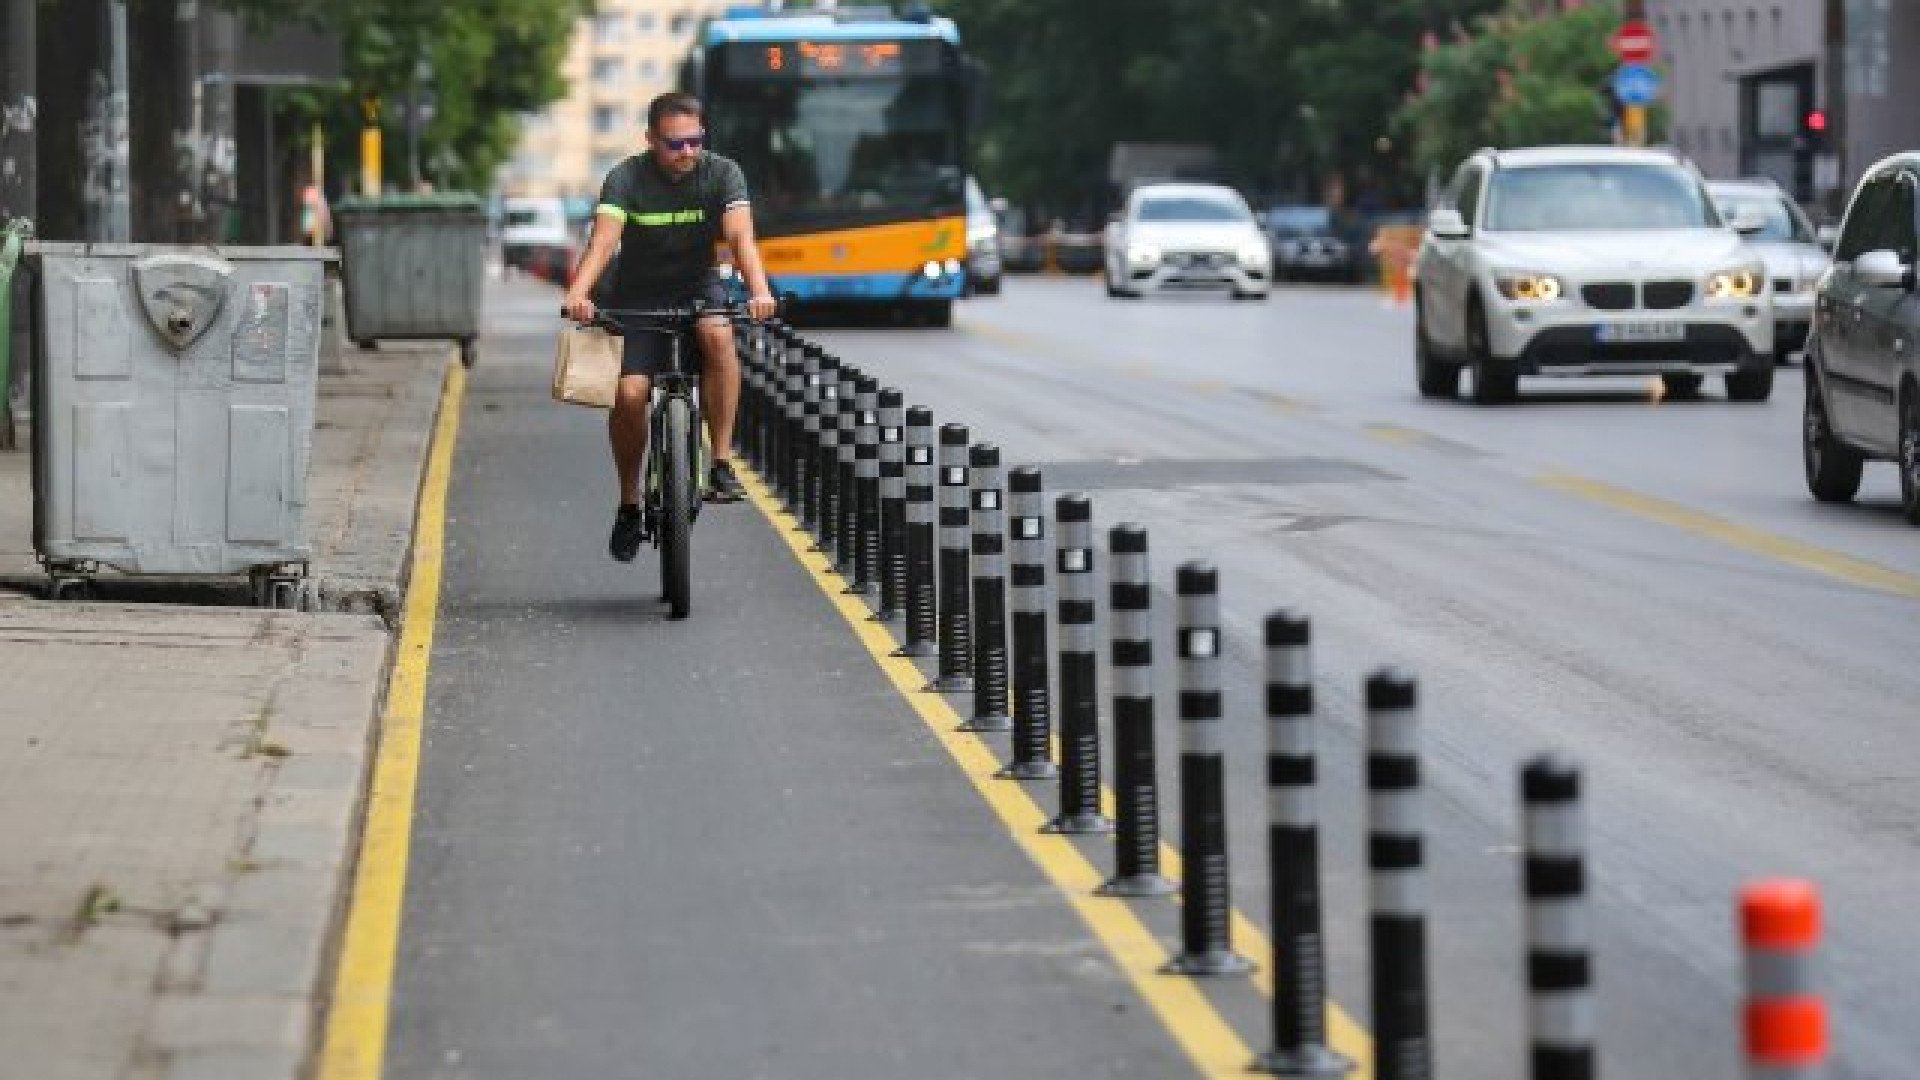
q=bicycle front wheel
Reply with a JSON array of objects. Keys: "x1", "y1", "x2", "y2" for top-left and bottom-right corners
[{"x1": 659, "y1": 395, "x2": 695, "y2": 619}]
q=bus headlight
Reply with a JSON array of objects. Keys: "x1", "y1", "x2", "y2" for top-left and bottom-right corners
[
  {"x1": 922, "y1": 260, "x2": 943, "y2": 280},
  {"x1": 944, "y1": 259, "x2": 962, "y2": 276}
]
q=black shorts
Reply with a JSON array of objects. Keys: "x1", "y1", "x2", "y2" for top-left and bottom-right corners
[{"x1": 617, "y1": 274, "x2": 731, "y2": 379}]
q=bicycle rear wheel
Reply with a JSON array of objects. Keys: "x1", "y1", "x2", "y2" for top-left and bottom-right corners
[{"x1": 659, "y1": 396, "x2": 695, "y2": 619}]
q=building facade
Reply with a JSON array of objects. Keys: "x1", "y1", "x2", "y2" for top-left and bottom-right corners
[
  {"x1": 1650, "y1": 0, "x2": 1920, "y2": 216},
  {"x1": 499, "y1": 1, "x2": 735, "y2": 200}
]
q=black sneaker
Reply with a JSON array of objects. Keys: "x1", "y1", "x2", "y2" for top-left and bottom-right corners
[
  {"x1": 706, "y1": 460, "x2": 746, "y2": 503},
  {"x1": 609, "y1": 503, "x2": 645, "y2": 562}
]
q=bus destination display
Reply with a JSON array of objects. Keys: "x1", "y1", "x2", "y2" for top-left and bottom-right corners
[{"x1": 727, "y1": 39, "x2": 939, "y2": 79}]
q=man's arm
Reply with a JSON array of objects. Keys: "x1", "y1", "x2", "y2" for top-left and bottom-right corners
[
  {"x1": 563, "y1": 210, "x2": 625, "y2": 321},
  {"x1": 721, "y1": 205, "x2": 778, "y2": 321}
]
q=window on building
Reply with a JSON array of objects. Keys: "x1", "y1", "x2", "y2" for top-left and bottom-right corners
[
  {"x1": 592, "y1": 58, "x2": 624, "y2": 85},
  {"x1": 594, "y1": 106, "x2": 625, "y2": 135},
  {"x1": 636, "y1": 13, "x2": 657, "y2": 33},
  {"x1": 670, "y1": 13, "x2": 693, "y2": 35},
  {"x1": 593, "y1": 154, "x2": 624, "y2": 179},
  {"x1": 639, "y1": 58, "x2": 661, "y2": 80},
  {"x1": 594, "y1": 13, "x2": 625, "y2": 43}
]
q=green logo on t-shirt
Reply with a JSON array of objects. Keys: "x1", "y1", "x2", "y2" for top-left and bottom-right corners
[{"x1": 630, "y1": 209, "x2": 706, "y2": 226}]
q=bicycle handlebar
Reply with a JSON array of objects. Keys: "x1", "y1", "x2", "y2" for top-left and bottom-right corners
[{"x1": 561, "y1": 300, "x2": 773, "y2": 331}]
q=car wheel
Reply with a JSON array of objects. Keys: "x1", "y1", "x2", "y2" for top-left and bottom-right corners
[
  {"x1": 1231, "y1": 288, "x2": 1267, "y2": 301},
  {"x1": 978, "y1": 275, "x2": 1002, "y2": 296},
  {"x1": 1467, "y1": 300, "x2": 1517, "y2": 405},
  {"x1": 1724, "y1": 365, "x2": 1774, "y2": 402},
  {"x1": 1414, "y1": 292, "x2": 1458, "y2": 399},
  {"x1": 1803, "y1": 372, "x2": 1863, "y2": 503},
  {"x1": 1661, "y1": 372, "x2": 1703, "y2": 399},
  {"x1": 1901, "y1": 385, "x2": 1920, "y2": 526}
]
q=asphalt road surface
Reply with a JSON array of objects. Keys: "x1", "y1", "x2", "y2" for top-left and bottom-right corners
[{"x1": 389, "y1": 274, "x2": 1919, "y2": 1079}]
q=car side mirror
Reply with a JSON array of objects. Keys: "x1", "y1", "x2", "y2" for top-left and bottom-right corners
[
  {"x1": 1428, "y1": 206, "x2": 1469, "y2": 239},
  {"x1": 1731, "y1": 209, "x2": 1768, "y2": 235},
  {"x1": 1255, "y1": 211, "x2": 1270, "y2": 229},
  {"x1": 1854, "y1": 248, "x2": 1913, "y2": 290},
  {"x1": 1817, "y1": 224, "x2": 1839, "y2": 252}
]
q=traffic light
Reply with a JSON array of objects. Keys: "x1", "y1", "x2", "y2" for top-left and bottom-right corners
[{"x1": 1802, "y1": 109, "x2": 1829, "y2": 154}]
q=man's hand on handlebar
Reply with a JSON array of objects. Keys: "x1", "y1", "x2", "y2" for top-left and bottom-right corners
[
  {"x1": 747, "y1": 293, "x2": 778, "y2": 322},
  {"x1": 563, "y1": 291, "x2": 597, "y2": 323}
]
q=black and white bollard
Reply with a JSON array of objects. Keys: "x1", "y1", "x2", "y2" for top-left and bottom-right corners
[
  {"x1": 1000, "y1": 468, "x2": 1056, "y2": 780},
  {"x1": 1523, "y1": 755, "x2": 1593, "y2": 1080},
  {"x1": 1367, "y1": 668, "x2": 1431, "y2": 1080},
  {"x1": 963, "y1": 444, "x2": 1012, "y2": 732},
  {"x1": 1255, "y1": 611, "x2": 1352, "y2": 1077},
  {"x1": 1098, "y1": 523, "x2": 1172, "y2": 896},
  {"x1": 736, "y1": 322, "x2": 762, "y2": 470},
  {"x1": 1043, "y1": 494, "x2": 1112, "y2": 835},
  {"x1": 927, "y1": 423, "x2": 973, "y2": 691},
  {"x1": 1167, "y1": 561, "x2": 1251, "y2": 977},
  {"x1": 811, "y1": 353, "x2": 840, "y2": 547},
  {"x1": 779, "y1": 339, "x2": 807, "y2": 507},
  {"x1": 895, "y1": 407, "x2": 938, "y2": 658},
  {"x1": 850, "y1": 375, "x2": 881, "y2": 600},
  {"x1": 795, "y1": 344, "x2": 823, "y2": 520},
  {"x1": 874, "y1": 388, "x2": 907, "y2": 623},
  {"x1": 834, "y1": 364, "x2": 861, "y2": 572}
]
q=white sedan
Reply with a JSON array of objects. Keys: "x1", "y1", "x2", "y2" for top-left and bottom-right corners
[
  {"x1": 1414, "y1": 145, "x2": 1776, "y2": 404},
  {"x1": 1104, "y1": 184, "x2": 1271, "y2": 300}
]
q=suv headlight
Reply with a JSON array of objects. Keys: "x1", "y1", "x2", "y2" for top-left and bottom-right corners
[
  {"x1": 1705, "y1": 263, "x2": 1763, "y2": 300},
  {"x1": 1127, "y1": 242, "x2": 1161, "y2": 267},
  {"x1": 1493, "y1": 272, "x2": 1564, "y2": 303},
  {"x1": 1237, "y1": 242, "x2": 1270, "y2": 268}
]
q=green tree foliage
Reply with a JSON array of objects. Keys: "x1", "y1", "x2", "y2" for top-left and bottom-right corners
[
  {"x1": 932, "y1": 0, "x2": 1500, "y2": 219},
  {"x1": 1396, "y1": 0, "x2": 1661, "y2": 181},
  {"x1": 239, "y1": 0, "x2": 589, "y2": 193}
]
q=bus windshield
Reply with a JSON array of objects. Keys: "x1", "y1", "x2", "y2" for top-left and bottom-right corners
[{"x1": 708, "y1": 44, "x2": 964, "y2": 231}]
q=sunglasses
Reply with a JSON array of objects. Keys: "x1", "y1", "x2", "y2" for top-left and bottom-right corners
[{"x1": 659, "y1": 133, "x2": 706, "y2": 152}]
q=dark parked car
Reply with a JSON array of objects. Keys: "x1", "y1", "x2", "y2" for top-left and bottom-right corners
[{"x1": 1264, "y1": 204, "x2": 1359, "y2": 282}]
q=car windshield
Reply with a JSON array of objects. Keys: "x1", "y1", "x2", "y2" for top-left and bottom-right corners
[
  {"x1": 1266, "y1": 206, "x2": 1332, "y2": 235},
  {"x1": 1711, "y1": 191, "x2": 1814, "y2": 244},
  {"x1": 1484, "y1": 162, "x2": 1719, "y2": 231},
  {"x1": 1137, "y1": 196, "x2": 1248, "y2": 223}
]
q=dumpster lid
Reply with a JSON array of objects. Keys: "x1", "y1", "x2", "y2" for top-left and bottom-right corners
[
  {"x1": 335, "y1": 193, "x2": 486, "y2": 213},
  {"x1": 27, "y1": 242, "x2": 338, "y2": 262}
]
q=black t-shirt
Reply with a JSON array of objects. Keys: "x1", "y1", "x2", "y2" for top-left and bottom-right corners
[{"x1": 595, "y1": 151, "x2": 750, "y2": 301}]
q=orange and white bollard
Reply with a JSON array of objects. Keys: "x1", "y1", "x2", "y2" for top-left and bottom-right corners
[{"x1": 1741, "y1": 879, "x2": 1827, "y2": 1078}]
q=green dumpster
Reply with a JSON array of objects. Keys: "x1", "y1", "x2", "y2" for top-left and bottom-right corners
[{"x1": 334, "y1": 193, "x2": 488, "y2": 367}]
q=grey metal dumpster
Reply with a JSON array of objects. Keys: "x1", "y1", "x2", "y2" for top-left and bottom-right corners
[
  {"x1": 28, "y1": 243, "x2": 335, "y2": 607},
  {"x1": 334, "y1": 194, "x2": 488, "y2": 367}
]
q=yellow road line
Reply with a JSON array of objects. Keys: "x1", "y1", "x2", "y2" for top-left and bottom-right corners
[
  {"x1": 742, "y1": 467, "x2": 1374, "y2": 1077},
  {"x1": 317, "y1": 358, "x2": 466, "y2": 1080},
  {"x1": 1537, "y1": 471, "x2": 1920, "y2": 601}
]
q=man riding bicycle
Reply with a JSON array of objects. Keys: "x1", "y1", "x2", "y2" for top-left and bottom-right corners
[{"x1": 563, "y1": 91, "x2": 778, "y2": 562}]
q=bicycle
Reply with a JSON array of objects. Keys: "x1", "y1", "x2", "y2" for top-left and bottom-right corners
[{"x1": 567, "y1": 301, "x2": 746, "y2": 620}]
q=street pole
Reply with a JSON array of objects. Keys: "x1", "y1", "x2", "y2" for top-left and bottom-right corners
[
  {"x1": 1823, "y1": 0, "x2": 1847, "y2": 221},
  {"x1": 104, "y1": 0, "x2": 132, "y2": 240},
  {"x1": 1, "y1": 0, "x2": 36, "y2": 227},
  {"x1": 174, "y1": 0, "x2": 202, "y2": 240},
  {"x1": 1621, "y1": 0, "x2": 1648, "y2": 148},
  {"x1": 201, "y1": 8, "x2": 237, "y2": 238}
]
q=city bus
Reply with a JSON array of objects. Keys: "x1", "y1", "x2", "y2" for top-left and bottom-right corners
[{"x1": 684, "y1": 5, "x2": 978, "y2": 325}]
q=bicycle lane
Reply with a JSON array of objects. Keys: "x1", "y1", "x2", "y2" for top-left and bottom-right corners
[{"x1": 374, "y1": 276, "x2": 1202, "y2": 1079}]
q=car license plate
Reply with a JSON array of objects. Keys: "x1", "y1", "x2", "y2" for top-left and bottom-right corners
[{"x1": 1596, "y1": 321, "x2": 1685, "y2": 343}]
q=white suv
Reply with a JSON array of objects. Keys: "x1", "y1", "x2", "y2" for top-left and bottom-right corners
[
  {"x1": 1104, "y1": 183, "x2": 1271, "y2": 300},
  {"x1": 1414, "y1": 146, "x2": 1776, "y2": 404}
]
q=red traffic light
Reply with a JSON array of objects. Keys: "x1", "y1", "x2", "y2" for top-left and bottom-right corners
[{"x1": 1805, "y1": 110, "x2": 1829, "y2": 133}]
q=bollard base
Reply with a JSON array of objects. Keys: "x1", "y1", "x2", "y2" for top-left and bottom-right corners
[
  {"x1": 996, "y1": 759, "x2": 1058, "y2": 781},
  {"x1": 924, "y1": 675, "x2": 974, "y2": 694},
  {"x1": 1252, "y1": 1045, "x2": 1355, "y2": 1078},
  {"x1": 1164, "y1": 949, "x2": 1253, "y2": 978},
  {"x1": 1041, "y1": 812, "x2": 1114, "y2": 835},
  {"x1": 1096, "y1": 872, "x2": 1176, "y2": 898},
  {"x1": 869, "y1": 608, "x2": 902, "y2": 624},
  {"x1": 842, "y1": 583, "x2": 879, "y2": 600},
  {"x1": 957, "y1": 712, "x2": 1012, "y2": 733},
  {"x1": 892, "y1": 641, "x2": 937, "y2": 658}
]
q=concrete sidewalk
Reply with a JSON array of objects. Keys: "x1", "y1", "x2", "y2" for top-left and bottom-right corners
[{"x1": 0, "y1": 341, "x2": 452, "y2": 1080}]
